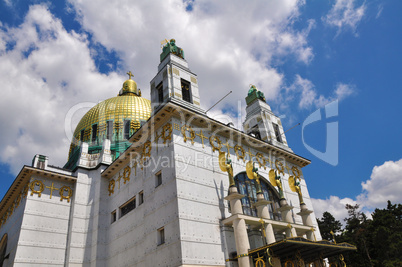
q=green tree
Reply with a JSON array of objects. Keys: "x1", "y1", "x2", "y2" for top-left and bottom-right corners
[
  {"x1": 368, "y1": 201, "x2": 402, "y2": 267},
  {"x1": 339, "y1": 204, "x2": 373, "y2": 267},
  {"x1": 317, "y1": 211, "x2": 342, "y2": 241}
]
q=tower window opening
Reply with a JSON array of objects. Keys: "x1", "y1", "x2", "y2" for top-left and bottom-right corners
[
  {"x1": 80, "y1": 129, "x2": 85, "y2": 142},
  {"x1": 124, "y1": 120, "x2": 131, "y2": 139},
  {"x1": 91, "y1": 124, "x2": 98, "y2": 143},
  {"x1": 273, "y1": 123, "x2": 283, "y2": 143},
  {"x1": 139, "y1": 191, "x2": 144, "y2": 205},
  {"x1": 181, "y1": 79, "x2": 192, "y2": 103},
  {"x1": 156, "y1": 82, "x2": 163, "y2": 103},
  {"x1": 107, "y1": 121, "x2": 113, "y2": 140},
  {"x1": 250, "y1": 126, "x2": 261, "y2": 140}
]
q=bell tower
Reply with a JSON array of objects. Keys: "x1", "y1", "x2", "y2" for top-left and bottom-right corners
[
  {"x1": 150, "y1": 39, "x2": 204, "y2": 114},
  {"x1": 243, "y1": 85, "x2": 292, "y2": 151}
]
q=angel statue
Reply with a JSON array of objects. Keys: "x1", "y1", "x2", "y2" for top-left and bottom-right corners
[
  {"x1": 269, "y1": 169, "x2": 284, "y2": 199},
  {"x1": 289, "y1": 176, "x2": 305, "y2": 205},
  {"x1": 219, "y1": 152, "x2": 235, "y2": 187}
]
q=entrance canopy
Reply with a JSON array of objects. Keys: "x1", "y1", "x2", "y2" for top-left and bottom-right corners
[{"x1": 249, "y1": 237, "x2": 356, "y2": 263}]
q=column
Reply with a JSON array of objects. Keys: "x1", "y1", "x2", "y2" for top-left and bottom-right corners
[
  {"x1": 277, "y1": 199, "x2": 297, "y2": 237},
  {"x1": 224, "y1": 186, "x2": 250, "y2": 267},
  {"x1": 297, "y1": 203, "x2": 315, "y2": 241},
  {"x1": 254, "y1": 193, "x2": 275, "y2": 244}
]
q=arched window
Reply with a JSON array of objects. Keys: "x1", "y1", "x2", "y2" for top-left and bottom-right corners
[{"x1": 234, "y1": 172, "x2": 282, "y2": 220}]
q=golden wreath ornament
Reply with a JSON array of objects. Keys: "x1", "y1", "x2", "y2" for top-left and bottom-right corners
[
  {"x1": 275, "y1": 160, "x2": 285, "y2": 176},
  {"x1": 59, "y1": 186, "x2": 73, "y2": 203},
  {"x1": 123, "y1": 166, "x2": 131, "y2": 184},
  {"x1": 162, "y1": 123, "x2": 173, "y2": 144},
  {"x1": 291, "y1": 166, "x2": 300, "y2": 179},
  {"x1": 108, "y1": 179, "x2": 115, "y2": 196},
  {"x1": 209, "y1": 135, "x2": 222, "y2": 152},
  {"x1": 15, "y1": 193, "x2": 22, "y2": 208},
  {"x1": 234, "y1": 145, "x2": 246, "y2": 162},
  {"x1": 142, "y1": 140, "x2": 152, "y2": 158},
  {"x1": 30, "y1": 180, "x2": 44, "y2": 197},
  {"x1": 255, "y1": 153, "x2": 265, "y2": 169},
  {"x1": 181, "y1": 125, "x2": 196, "y2": 145}
]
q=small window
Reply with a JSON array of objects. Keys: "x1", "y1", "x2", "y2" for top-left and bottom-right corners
[
  {"x1": 273, "y1": 123, "x2": 283, "y2": 143},
  {"x1": 139, "y1": 191, "x2": 144, "y2": 205},
  {"x1": 156, "y1": 172, "x2": 162, "y2": 187},
  {"x1": 250, "y1": 126, "x2": 261, "y2": 140},
  {"x1": 181, "y1": 79, "x2": 191, "y2": 103},
  {"x1": 80, "y1": 129, "x2": 85, "y2": 142},
  {"x1": 92, "y1": 124, "x2": 98, "y2": 143},
  {"x1": 120, "y1": 197, "x2": 136, "y2": 218},
  {"x1": 156, "y1": 82, "x2": 163, "y2": 103},
  {"x1": 157, "y1": 227, "x2": 165, "y2": 245},
  {"x1": 124, "y1": 120, "x2": 131, "y2": 139},
  {"x1": 107, "y1": 121, "x2": 113, "y2": 140},
  {"x1": 111, "y1": 210, "x2": 116, "y2": 223}
]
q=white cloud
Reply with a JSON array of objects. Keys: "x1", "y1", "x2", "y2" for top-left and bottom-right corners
[
  {"x1": 0, "y1": 4, "x2": 123, "y2": 173},
  {"x1": 313, "y1": 159, "x2": 402, "y2": 222},
  {"x1": 357, "y1": 159, "x2": 402, "y2": 209},
  {"x1": 334, "y1": 83, "x2": 355, "y2": 100},
  {"x1": 0, "y1": 1, "x2": 318, "y2": 174},
  {"x1": 312, "y1": 196, "x2": 357, "y2": 223},
  {"x1": 67, "y1": 0, "x2": 312, "y2": 107},
  {"x1": 323, "y1": 0, "x2": 365, "y2": 34},
  {"x1": 287, "y1": 75, "x2": 355, "y2": 109}
]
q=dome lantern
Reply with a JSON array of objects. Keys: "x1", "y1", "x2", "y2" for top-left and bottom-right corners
[{"x1": 121, "y1": 71, "x2": 140, "y2": 96}]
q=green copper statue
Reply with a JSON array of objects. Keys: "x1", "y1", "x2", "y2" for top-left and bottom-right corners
[
  {"x1": 160, "y1": 39, "x2": 185, "y2": 62},
  {"x1": 246, "y1": 85, "x2": 266, "y2": 105},
  {"x1": 269, "y1": 169, "x2": 284, "y2": 199}
]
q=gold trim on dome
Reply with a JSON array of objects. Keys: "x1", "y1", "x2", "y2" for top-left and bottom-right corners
[{"x1": 69, "y1": 94, "x2": 151, "y2": 159}]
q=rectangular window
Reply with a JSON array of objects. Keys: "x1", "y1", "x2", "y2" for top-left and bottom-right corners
[
  {"x1": 155, "y1": 172, "x2": 162, "y2": 187},
  {"x1": 107, "y1": 121, "x2": 113, "y2": 140},
  {"x1": 139, "y1": 191, "x2": 144, "y2": 205},
  {"x1": 124, "y1": 120, "x2": 131, "y2": 139},
  {"x1": 272, "y1": 123, "x2": 283, "y2": 143},
  {"x1": 80, "y1": 129, "x2": 85, "y2": 142},
  {"x1": 120, "y1": 197, "x2": 136, "y2": 218},
  {"x1": 156, "y1": 82, "x2": 164, "y2": 103},
  {"x1": 181, "y1": 79, "x2": 191, "y2": 103},
  {"x1": 111, "y1": 210, "x2": 116, "y2": 223},
  {"x1": 157, "y1": 227, "x2": 165, "y2": 245},
  {"x1": 92, "y1": 124, "x2": 98, "y2": 143}
]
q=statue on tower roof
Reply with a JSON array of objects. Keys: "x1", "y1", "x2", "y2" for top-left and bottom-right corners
[
  {"x1": 160, "y1": 38, "x2": 185, "y2": 62},
  {"x1": 246, "y1": 84, "x2": 266, "y2": 105}
]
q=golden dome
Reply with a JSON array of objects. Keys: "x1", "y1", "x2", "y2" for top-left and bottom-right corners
[{"x1": 66, "y1": 72, "x2": 151, "y2": 163}]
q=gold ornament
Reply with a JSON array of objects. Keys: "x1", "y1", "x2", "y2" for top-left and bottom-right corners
[
  {"x1": 291, "y1": 166, "x2": 300, "y2": 178},
  {"x1": 30, "y1": 180, "x2": 44, "y2": 197},
  {"x1": 284, "y1": 260, "x2": 294, "y2": 267},
  {"x1": 209, "y1": 135, "x2": 222, "y2": 152},
  {"x1": 162, "y1": 123, "x2": 173, "y2": 144},
  {"x1": 59, "y1": 186, "x2": 73, "y2": 203},
  {"x1": 108, "y1": 179, "x2": 115, "y2": 196},
  {"x1": 142, "y1": 140, "x2": 152, "y2": 158},
  {"x1": 22, "y1": 185, "x2": 29, "y2": 198},
  {"x1": 234, "y1": 145, "x2": 246, "y2": 162},
  {"x1": 275, "y1": 160, "x2": 285, "y2": 176},
  {"x1": 123, "y1": 166, "x2": 131, "y2": 184},
  {"x1": 255, "y1": 153, "x2": 265, "y2": 168},
  {"x1": 181, "y1": 125, "x2": 196, "y2": 144}
]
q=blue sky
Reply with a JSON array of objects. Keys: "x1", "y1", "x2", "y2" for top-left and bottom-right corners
[{"x1": 0, "y1": 0, "x2": 401, "y2": 221}]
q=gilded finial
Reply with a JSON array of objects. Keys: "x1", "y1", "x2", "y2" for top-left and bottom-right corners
[{"x1": 127, "y1": 71, "x2": 134, "y2": 80}]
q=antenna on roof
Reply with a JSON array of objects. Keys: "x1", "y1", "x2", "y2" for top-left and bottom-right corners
[
  {"x1": 206, "y1": 91, "x2": 232, "y2": 113},
  {"x1": 282, "y1": 123, "x2": 300, "y2": 136}
]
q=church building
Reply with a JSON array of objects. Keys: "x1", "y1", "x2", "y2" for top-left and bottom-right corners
[{"x1": 0, "y1": 39, "x2": 355, "y2": 266}]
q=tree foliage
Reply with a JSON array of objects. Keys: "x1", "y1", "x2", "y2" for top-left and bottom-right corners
[{"x1": 317, "y1": 201, "x2": 402, "y2": 267}]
